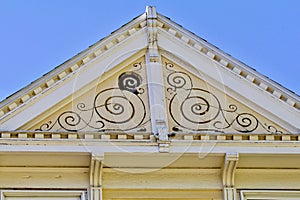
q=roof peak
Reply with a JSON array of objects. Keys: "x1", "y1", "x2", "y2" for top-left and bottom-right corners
[{"x1": 146, "y1": 6, "x2": 157, "y2": 19}]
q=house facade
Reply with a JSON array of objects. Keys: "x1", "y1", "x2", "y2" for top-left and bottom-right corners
[{"x1": 0, "y1": 6, "x2": 300, "y2": 200}]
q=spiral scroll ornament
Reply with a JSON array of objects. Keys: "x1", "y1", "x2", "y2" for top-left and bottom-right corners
[
  {"x1": 36, "y1": 68, "x2": 147, "y2": 132},
  {"x1": 166, "y1": 62, "x2": 282, "y2": 134},
  {"x1": 118, "y1": 71, "x2": 142, "y2": 94}
]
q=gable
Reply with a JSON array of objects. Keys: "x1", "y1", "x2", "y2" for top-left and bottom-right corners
[
  {"x1": 0, "y1": 6, "x2": 299, "y2": 136},
  {"x1": 4, "y1": 52, "x2": 288, "y2": 135}
]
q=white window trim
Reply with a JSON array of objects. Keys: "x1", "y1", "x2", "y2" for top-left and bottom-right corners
[
  {"x1": 0, "y1": 190, "x2": 86, "y2": 200},
  {"x1": 240, "y1": 190, "x2": 300, "y2": 200}
]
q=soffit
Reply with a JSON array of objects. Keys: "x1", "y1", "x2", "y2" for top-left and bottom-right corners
[
  {"x1": 238, "y1": 154, "x2": 300, "y2": 169},
  {"x1": 103, "y1": 153, "x2": 223, "y2": 169}
]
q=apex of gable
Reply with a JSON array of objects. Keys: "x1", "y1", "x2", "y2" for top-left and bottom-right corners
[{"x1": 146, "y1": 6, "x2": 157, "y2": 19}]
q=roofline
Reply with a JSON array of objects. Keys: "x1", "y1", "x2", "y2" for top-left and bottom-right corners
[
  {"x1": 156, "y1": 12, "x2": 300, "y2": 109},
  {"x1": 0, "y1": 12, "x2": 147, "y2": 115}
]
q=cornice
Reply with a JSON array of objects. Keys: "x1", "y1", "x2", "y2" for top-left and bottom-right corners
[{"x1": 1, "y1": 130, "x2": 300, "y2": 143}]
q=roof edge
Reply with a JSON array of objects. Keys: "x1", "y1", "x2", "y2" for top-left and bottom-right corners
[
  {"x1": 156, "y1": 12, "x2": 300, "y2": 111},
  {"x1": 0, "y1": 12, "x2": 148, "y2": 119}
]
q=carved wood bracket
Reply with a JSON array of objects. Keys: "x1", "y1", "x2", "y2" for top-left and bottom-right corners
[
  {"x1": 89, "y1": 155, "x2": 104, "y2": 200},
  {"x1": 222, "y1": 152, "x2": 239, "y2": 200}
]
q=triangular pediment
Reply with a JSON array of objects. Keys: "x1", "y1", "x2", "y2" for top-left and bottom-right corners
[{"x1": 0, "y1": 7, "x2": 299, "y2": 136}]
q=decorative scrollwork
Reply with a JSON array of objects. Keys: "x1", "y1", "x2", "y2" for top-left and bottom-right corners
[
  {"x1": 118, "y1": 71, "x2": 142, "y2": 94},
  {"x1": 166, "y1": 62, "x2": 283, "y2": 134},
  {"x1": 36, "y1": 66, "x2": 147, "y2": 132},
  {"x1": 132, "y1": 62, "x2": 143, "y2": 71}
]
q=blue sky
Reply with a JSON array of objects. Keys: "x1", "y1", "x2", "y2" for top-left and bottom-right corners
[{"x1": 0, "y1": 0, "x2": 299, "y2": 101}]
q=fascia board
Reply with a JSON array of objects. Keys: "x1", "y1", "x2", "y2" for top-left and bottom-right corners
[
  {"x1": 0, "y1": 143, "x2": 159, "y2": 154},
  {"x1": 0, "y1": 29, "x2": 148, "y2": 130},
  {"x1": 157, "y1": 13, "x2": 300, "y2": 104},
  {"x1": 1, "y1": 140, "x2": 300, "y2": 155},
  {"x1": 169, "y1": 142, "x2": 300, "y2": 154},
  {"x1": 0, "y1": 13, "x2": 147, "y2": 115},
  {"x1": 158, "y1": 29, "x2": 300, "y2": 132}
]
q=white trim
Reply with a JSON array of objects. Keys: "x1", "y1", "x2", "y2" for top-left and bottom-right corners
[
  {"x1": 240, "y1": 190, "x2": 300, "y2": 200},
  {"x1": 222, "y1": 153, "x2": 239, "y2": 200},
  {"x1": 0, "y1": 12, "x2": 147, "y2": 110},
  {"x1": 145, "y1": 7, "x2": 169, "y2": 141},
  {"x1": 157, "y1": 13, "x2": 300, "y2": 104},
  {"x1": 157, "y1": 30, "x2": 300, "y2": 132},
  {"x1": 1, "y1": 140, "x2": 300, "y2": 154},
  {"x1": 0, "y1": 29, "x2": 148, "y2": 130}
]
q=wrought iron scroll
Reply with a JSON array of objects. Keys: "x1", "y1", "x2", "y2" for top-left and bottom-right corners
[
  {"x1": 165, "y1": 62, "x2": 282, "y2": 134},
  {"x1": 36, "y1": 63, "x2": 147, "y2": 132}
]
